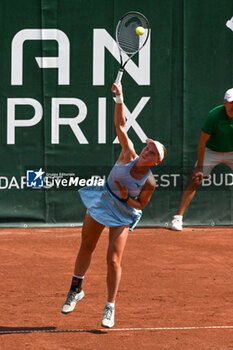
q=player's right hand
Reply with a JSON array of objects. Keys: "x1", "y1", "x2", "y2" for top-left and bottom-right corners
[{"x1": 111, "y1": 82, "x2": 122, "y2": 96}]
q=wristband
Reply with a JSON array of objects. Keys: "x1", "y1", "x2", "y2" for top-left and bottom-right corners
[
  {"x1": 115, "y1": 94, "x2": 124, "y2": 104},
  {"x1": 121, "y1": 194, "x2": 130, "y2": 203}
]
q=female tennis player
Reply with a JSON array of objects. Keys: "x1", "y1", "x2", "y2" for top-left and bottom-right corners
[{"x1": 61, "y1": 82, "x2": 167, "y2": 328}]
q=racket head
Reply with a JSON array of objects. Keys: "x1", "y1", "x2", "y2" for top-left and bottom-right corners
[{"x1": 116, "y1": 11, "x2": 150, "y2": 56}]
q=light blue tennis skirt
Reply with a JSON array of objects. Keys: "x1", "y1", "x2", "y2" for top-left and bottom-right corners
[{"x1": 78, "y1": 183, "x2": 142, "y2": 231}]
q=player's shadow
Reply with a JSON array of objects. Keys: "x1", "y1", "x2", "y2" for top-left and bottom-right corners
[{"x1": 0, "y1": 326, "x2": 106, "y2": 335}]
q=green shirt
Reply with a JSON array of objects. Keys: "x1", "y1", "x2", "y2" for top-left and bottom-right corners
[{"x1": 201, "y1": 105, "x2": 233, "y2": 152}]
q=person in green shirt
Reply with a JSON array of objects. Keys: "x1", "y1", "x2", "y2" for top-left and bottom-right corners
[{"x1": 171, "y1": 88, "x2": 233, "y2": 231}]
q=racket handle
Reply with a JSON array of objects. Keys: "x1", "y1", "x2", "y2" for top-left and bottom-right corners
[
  {"x1": 115, "y1": 69, "x2": 124, "y2": 84},
  {"x1": 113, "y1": 69, "x2": 124, "y2": 93}
]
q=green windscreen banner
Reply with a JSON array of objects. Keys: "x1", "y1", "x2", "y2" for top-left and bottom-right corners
[{"x1": 0, "y1": 0, "x2": 232, "y2": 227}]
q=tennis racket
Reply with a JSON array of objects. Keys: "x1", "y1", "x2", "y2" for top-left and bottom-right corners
[{"x1": 114, "y1": 11, "x2": 150, "y2": 87}]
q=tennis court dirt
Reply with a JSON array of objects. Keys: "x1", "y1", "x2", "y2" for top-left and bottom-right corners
[{"x1": 0, "y1": 226, "x2": 233, "y2": 350}]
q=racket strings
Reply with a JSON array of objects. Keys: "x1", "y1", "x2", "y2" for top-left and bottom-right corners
[{"x1": 117, "y1": 13, "x2": 149, "y2": 54}]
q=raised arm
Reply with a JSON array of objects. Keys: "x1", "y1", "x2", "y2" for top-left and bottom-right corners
[{"x1": 111, "y1": 83, "x2": 136, "y2": 162}]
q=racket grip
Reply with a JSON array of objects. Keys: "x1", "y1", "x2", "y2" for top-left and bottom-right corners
[
  {"x1": 113, "y1": 69, "x2": 124, "y2": 93},
  {"x1": 115, "y1": 69, "x2": 124, "y2": 85}
]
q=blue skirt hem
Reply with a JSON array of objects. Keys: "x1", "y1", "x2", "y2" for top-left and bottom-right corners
[{"x1": 78, "y1": 184, "x2": 142, "y2": 231}]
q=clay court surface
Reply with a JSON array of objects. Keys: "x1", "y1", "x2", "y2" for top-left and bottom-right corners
[{"x1": 0, "y1": 226, "x2": 233, "y2": 350}]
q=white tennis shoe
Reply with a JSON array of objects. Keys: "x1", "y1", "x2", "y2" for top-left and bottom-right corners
[
  {"x1": 101, "y1": 306, "x2": 115, "y2": 328},
  {"x1": 61, "y1": 289, "x2": 85, "y2": 314},
  {"x1": 171, "y1": 215, "x2": 183, "y2": 231}
]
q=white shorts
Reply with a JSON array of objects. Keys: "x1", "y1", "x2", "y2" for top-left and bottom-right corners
[{"x1": 196, "y1": 147, "x2": 233, "y2": 177}]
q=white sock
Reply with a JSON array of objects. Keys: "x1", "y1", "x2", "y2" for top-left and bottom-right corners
[
  {"x1": 73, "y1": 274, "x2": 84, "y2": 279},
  {"x1": 106, "y1": 301, "x2": 115, "y2": 308}
]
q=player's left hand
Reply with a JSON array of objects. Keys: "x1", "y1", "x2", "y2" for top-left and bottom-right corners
[{"x1": 114, "y1": 180, "x2": 129, "y2": 200}]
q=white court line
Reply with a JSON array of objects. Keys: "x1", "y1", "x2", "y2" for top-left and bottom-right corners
[{"x1": 1, "y1": 325, "x2": 233, "y2": 334}]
